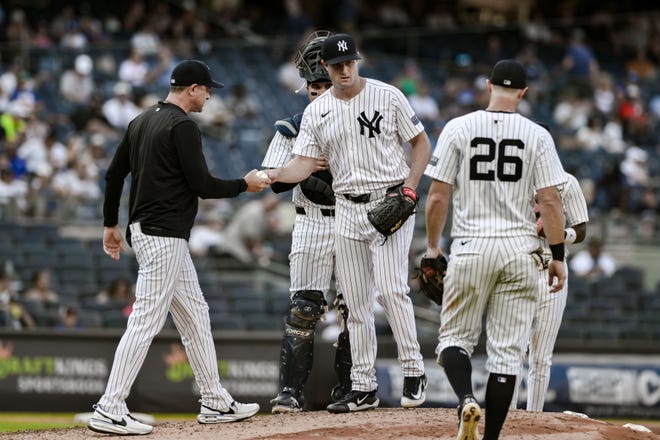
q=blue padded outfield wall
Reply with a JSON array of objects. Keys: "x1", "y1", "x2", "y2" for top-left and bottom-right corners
[
  {"x1": 376, "y1": 355, "x2": 660, "y2": 419},
  {"x1": 0, "y1": 331, "x2": 658, "y2": 418}
]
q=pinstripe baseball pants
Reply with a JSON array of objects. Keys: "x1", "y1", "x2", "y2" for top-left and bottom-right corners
[
  {"x1": 98, "y1": 222, "x2": 233, "y2": 414},
  {"x1": 289, "y1": 206, "x2": 335, "y2": 293},
  {"x1": 436, "y1": 236, "x2": 541, "y2": 376},
  {"x1": 512, "y1": 261, "x2": 569, "y2": 411},
  {"x1": 334, "y1": 197, "x2": 424, "y2": 392}
]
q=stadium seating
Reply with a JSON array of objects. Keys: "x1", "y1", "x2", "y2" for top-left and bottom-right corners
[
  {"x1": 0, "y1": 29, "x2": 657, "y2": 347},
  {"x1": 1, "y1": 216, "x2": 658, "y2": 346},
  {"x1": 209, "y1": 313, "x2": 246, "y2": 331},
  {"x1": 102, "y1": 310, "x2": 129, "y2": 328}
]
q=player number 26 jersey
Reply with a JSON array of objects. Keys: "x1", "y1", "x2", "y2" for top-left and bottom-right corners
[{"x1": 425, "y1": 110, "x2": 566, "y2": 238}]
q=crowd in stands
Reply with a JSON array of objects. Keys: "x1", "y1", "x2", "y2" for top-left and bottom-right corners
[
  {"x1": 0, "y1": 261, "x2": 135, "y2": 330},
  {"x1": 0, "y1": 3, "x2": 655, "y2": 228},
  {"x1": 0, "y1": 1, "x2": 658, "y2": 334}
]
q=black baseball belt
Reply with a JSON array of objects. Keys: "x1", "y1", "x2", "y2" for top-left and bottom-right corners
[
  {"x1": 342, "y1": 183, "x2": 403, "y2": 204},
  {"x1": 295, "y1": 206, "x2": 335, "y2": 217}
]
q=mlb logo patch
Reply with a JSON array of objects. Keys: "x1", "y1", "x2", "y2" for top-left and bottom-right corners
[{"x1": 430, "y1": 156, "x2": 438, "y2": 166}]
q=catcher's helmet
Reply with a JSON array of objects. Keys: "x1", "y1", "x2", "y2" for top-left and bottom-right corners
[{"x1": 295, "y1": 30, "x2": 332, "y2": 83}]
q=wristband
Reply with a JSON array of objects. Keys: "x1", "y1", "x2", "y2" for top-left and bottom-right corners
[
  {"x1": 550, "y1": 243, "x2": 565, "y2": 261},
  {"x1": 563, "y1": 227, "x2": 577, "y2": 245},
  {"x1": 402, "y1": 186, "x2": 417, "y2": 202}
]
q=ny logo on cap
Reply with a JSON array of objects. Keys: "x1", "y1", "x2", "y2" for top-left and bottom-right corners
[{"x1": 337, "y1": 40, "x2": 348, "y2": 52}]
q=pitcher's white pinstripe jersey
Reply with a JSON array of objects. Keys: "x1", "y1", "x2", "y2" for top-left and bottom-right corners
[
  {"x1": 293, "y1": 79, "x2": 424, "y2": 194},
  {"x1": 262, "y1": 131, "x2": 328, "y2": 209},
  {"x1": 425, "y1": 110, "x2": 566, "y2": 238}
]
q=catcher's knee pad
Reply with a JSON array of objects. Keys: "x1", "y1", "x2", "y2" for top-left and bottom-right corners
[
  {"x1": 278, "y1": 290, "x2": 325, "y2": 396},
  {"x1": 286, "y1": 290, "x2": 326, "y2": 330}
]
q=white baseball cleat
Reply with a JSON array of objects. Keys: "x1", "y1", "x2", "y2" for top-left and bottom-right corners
[
  {"x1": 88, "y1": 404, "x2": 153, "y2": 435},
  {"x1": 197, "y1": 401, "x2": 260, "y2": 424}
]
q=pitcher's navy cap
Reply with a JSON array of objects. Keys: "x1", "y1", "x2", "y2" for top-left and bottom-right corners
[
  {"x1": 321, "y1": 34, "x2": 362, "y2": 65},
  {"x1": 170, "y1": 60, "x2": 224, "y2": 88}
]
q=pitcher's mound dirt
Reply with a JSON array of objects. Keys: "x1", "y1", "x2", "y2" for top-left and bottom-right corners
[{"x1": 3, "y1": 408, "x2": 659, "y2": 439}]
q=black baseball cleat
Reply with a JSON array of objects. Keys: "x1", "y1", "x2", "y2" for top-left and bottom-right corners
[
  {"x1": 326, "y1": 389, "x2": 379, "y2": 413},
  {"x1": 401, "y1": 374, "x2": 428, "y2": 408},
  {"x1": 270, "y1": 391, "x2": 303, "y2": 413},
  {"x1": 456, "y1": 395, "x2": 481, "y2": 440},
  {"x1": 330, "y1": 383, "x2": 352, "y2": 402}
]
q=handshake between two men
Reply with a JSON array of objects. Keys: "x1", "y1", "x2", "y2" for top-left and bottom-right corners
[
  {"x1": 243, "y1": 169, "x2": 273, "y2": 192},
  {"x1": 246, "y1": 155, "x2": 330, "y2": 193}
]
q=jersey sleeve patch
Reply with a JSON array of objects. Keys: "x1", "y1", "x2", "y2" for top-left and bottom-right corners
[
  {"x1": 429, "y1": 156, "x2": 439, "y2": 166},
  {"x1": 411, "y1": 114, "x2": 420, "y2": 125}
]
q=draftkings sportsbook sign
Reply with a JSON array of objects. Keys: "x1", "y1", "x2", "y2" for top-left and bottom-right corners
[{"x1": 0, "y1": 332, "x2": 283, "y2": 412}]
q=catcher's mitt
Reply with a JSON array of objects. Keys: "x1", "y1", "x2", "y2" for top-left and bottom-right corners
[
  {"x1": 417, "y1": 255, "x2": 447, "y2": 305},
  {"x1": 367, "y1": 186, "x2": 417, "y2": 237}
]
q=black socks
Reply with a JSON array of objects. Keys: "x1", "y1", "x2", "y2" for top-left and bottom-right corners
[
  {"x1": 483, "y1": 372, "x2": 516, "y2": 440},
  {"x1": 440, "y1": 346, "x2": 474, "y2": 400},
  {"x1": 441, "y1": 346, "x2": 517, "y2": 440}
]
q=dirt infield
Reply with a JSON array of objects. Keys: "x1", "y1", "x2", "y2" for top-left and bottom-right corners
[{"x1": 2, "y1": 409, "x2": 659, "y2": 440}]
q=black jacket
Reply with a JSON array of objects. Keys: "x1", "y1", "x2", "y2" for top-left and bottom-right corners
[{"x1": 103, "y1": 100, "x2": 247, "y2": 244}]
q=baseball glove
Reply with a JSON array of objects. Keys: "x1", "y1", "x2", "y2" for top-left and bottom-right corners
[
  {"x1": 417, "y1": 255, "x2": 447, "y2": 306},
  {"x1": 367, "y1": 186, "x2": 417, "y2": 237}
]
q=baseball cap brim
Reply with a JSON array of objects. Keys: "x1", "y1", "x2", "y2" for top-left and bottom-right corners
[
  {"x1": 207, "y1": 79, "x2": 224, "y2": 88},
  {"x1": 324, "y1": 53, "x2": 362, "y2": 65}
]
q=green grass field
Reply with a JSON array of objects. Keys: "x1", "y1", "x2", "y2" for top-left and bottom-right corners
[
  {"x1": 0, "y1": 413, "x2": 79, "y2": 433},
  {"x1": 0, "y1": 413, "x2": 196, "y2": 433}
]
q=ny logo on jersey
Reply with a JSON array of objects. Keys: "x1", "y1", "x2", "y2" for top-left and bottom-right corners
[{"x1": 357, "y1": 111, "x2": 383, "y2": 138}]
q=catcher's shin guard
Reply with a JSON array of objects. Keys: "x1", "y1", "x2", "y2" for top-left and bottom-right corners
[
  {"x1": 331, "y1": 294, "x2": 352, "y2": 401},
  {"x1": 277, "y1": 290, "x2": 326, "y2": 400}
]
